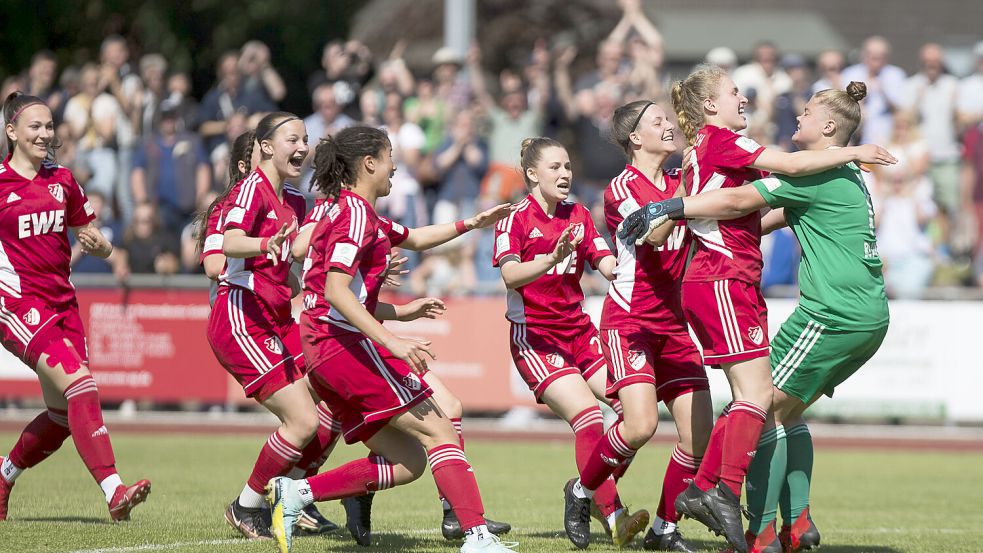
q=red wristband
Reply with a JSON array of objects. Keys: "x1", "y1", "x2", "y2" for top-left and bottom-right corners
[
  {"x1": 259, "y1": 237, "x2": 270, "y2": 254},
  {"x1": 455, "y1": 220, "x2": 469, "y2": 234}
]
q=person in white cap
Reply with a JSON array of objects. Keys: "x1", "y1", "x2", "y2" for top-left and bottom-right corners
[{"x1": 705, "y1": 47, "x2": 737, "y2": 74}]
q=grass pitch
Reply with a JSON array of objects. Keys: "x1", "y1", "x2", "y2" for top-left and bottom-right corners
[{"x1": 0, "y1": 431, "x2": 981, "y2": 553}]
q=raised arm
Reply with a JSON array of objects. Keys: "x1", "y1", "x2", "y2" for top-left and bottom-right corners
[
  {"x1": 467, "y1": 44, "x2": 494, "y2": 111},
  {"x1": 752, "y1": 144, "x2": 896, "y2": 176},
  {"x1": 552, "y1": 46, "x2": 579, "y2": 121},
  {"x1": 401, "y1": 203, "x2": 511, "y2": 250}
]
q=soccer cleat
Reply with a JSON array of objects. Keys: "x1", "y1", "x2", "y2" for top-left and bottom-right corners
[
  {"x1": 296, "y1": 503, "x2": 340, "y2": 534},
  {"x1": 720, "y1": 526, "x2": 782, "y2": 553},
  {"x1": 266, "y1": 477, "x2": 307, "y2": 553},
  {"x1": 702, "y1": 483, "x2": 749, "y2": 553},
  {"x1": 780, "y1": 507, "x2": 821, "y2": 552},
  {"x1": 459, "y1": 533, "x2": 519, "y2": 552},
  {"x1": 611, "y1": 507, "x2": 650, "y2": 548},
  {"x1": 108, "y1": 480, "x2": 151, "y2": 522},
  {"x1": 341, "y1": 492, "x2": 374, "y2": 546},
  {"x1": 441, "y1": 508, "x2": 513, "y2": 540},
  {"x1": 562, "y1": 478, "x2": 592, "y2": 549},
  {"x1": 0, "y1": 458, "x2": 12, "y2": 521},
  {"x1": 226, "y1": 499, "x2": 272, "y2": 540},
  {"x1": 674, "y1": 481, "x2": 723, "y2": 535},
  {"x1": 643, "y1": 527, "x2": 697, "y2": 552}
]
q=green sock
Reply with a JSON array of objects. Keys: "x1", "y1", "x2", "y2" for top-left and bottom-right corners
[
  {"x1": 746, "y1": 424, "x2": 786, "y2": 535},
  {"x1": 782, "y1": 423, "x2": 813, "y2": 524}
]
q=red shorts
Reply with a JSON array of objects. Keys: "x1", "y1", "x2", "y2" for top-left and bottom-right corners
[
  {"x1": 305, "y1": 335, "x2": 432, "y2": 445},
  {"x1": 207, "y1": 287, "x2": 306, "y2": 402},
  {"x1": 682, "y1": 279, "x2": 770, "y2": 365},
  {"x1": 0, "y1": 297, "x2": 86, "y2": 369},
  {"x1": 601, "y1": 325, "x2": 709, "y2": 403},
  {"x1": 509, "y1": 322, "x2": 606, "y2": 402}
]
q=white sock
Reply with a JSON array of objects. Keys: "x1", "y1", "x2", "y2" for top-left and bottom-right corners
[
  {"x1": 99, "y1": 474, "x2": 123, "y2": 503},
  {"x1": 296, "y1": 479, "x2": 314, "y2": 507},
  {"x1": 286, "y1": 466, "x2": 306, "y2": 479},
  {"x1": 572, "y1": 479, "x2": 594, "y2": 500},
  {"x1": 1, "y1": 456, "x2": 24, "y2": 484},
  {"x1": 652, "y1": 515, "x2": 676, "y2": 535},
  {"x1": 441, "y1": 498, "x2": 452, "y2": 511},
  {"x1": 606, "y1": 507, "x2": 623, "y2": 531},
  {"x1": 238, "y1": 484, "x2": 265, "y2": 509},
  {"x1": 465, "y1": 524, "x2": 491, "y2": 543}
]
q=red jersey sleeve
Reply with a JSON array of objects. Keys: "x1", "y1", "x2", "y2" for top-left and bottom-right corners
[
  {"x1": 64, "y1": 171, "x2": 95, "y2": 228},
  {"x1": 712, "y1": 129, "x2": 766, "y2": 170},
  {"x1": 199, "y1": 206, "x2": 225, "y2": 263},
  {"x1": 379, "y1": 215, "x2": 409, "y2": 247},
  {"x1": 321, "y1": 205, "x2": 372, "y2": 277},
  {"x1": 964, "y1": 126, "x2": 980, "y2": 163},
  {"x1": 493, "y1": 211, "x2": 524, "y2": 267},
  {"x1": 222, "y1": 181, "x2": 263, "y2": 235},
  {"x1": 579, "y1": 208, "x2": 612, "y2": 269}
]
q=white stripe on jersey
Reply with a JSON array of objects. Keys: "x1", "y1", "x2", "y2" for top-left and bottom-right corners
[
  {"x1": 360, "y1": 339, "x2": 413, "y2": 404},
  {"x1": 610, "y1": 169, "x2": 632, "y2": 200},
  {"x1": 346, "y1": 197, "x2": 367, "y2": 245},
  {"x1": 511, "y1": 324, "x2": 550, "y2": 382},
  {"x1": 0, "y1": 241, "x2": 22, "y2": 297},
  {"x1": 227, "y1": 289, "x2": 275, "y2": 374},
  {"x1": 0, "y1": 298, "x2": 33, "y2": 345},
  {"x1": 235, "y1": 171, "x2": 262, "y2": 208},
  {"x1": 713, "y1": 280, "x2": 744, "y2": 354},
  {"x1": 497, "y1": 198, "x2": 531, "y2": 233}
]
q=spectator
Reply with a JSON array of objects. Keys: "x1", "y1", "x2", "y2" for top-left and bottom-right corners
[
  {"x1": 23, "y1": 50, "x2": 65, "y2": 122},
  {"x1": 198, "y1": 51, "x2": 274, "y2": 148},
  {"x1": 573, "y1": 36, "x2": 625, "y2": 92},
  {"x1": 371, "y1": 40, "x2": 416, "y2": 99},
  {"x1": 299, "y1": 84, "x2": 356, "y2": 188},
  {"x1": 130, "y1": 100, "x2": 211, "y2": 230},
  {"x1": 238, "y1": 40, "x2": 287, "y2": 106},
  {"x1": 180, "y1": 190, "x2": 220, "y2": 273},
  {"x1": 118, "y1": 203, "x2": 180, "y2": 275},
  {"x1": 962, "y1": 119, "x2": 983, "y2": 262},
  {"x1": 873, "y1": 112, "x2": 938, "y2": 298},
  {"x1": 812, "y1": 49, "x2": 845, "y2": 93},
  {"x1": 732, "y1": 41, "x2": 792, "y2": 130},
  {"x1": 135, "y1": 53, "x2": 167, "y2": 137},
  {"x1": 957, "y1": 41, "x2": 983, "y2": 129},
  {"x1": 901, "y1": 43, "x2": 961, "y2": 222},
  {"x1": 705, "y1": 46, "x2": 738, "y2": 74},
  {"x1": 307, "y1": 40, "x2": 373, "y2": 119},
  {"x1": 209, "y1": 110, "x2": 249, "y2": 189},
  {"x1": 605, "y1": 0, "x2": 666, "y2": 99},
  {"x1": 430, "y1": 46, "x2": 472, "y2": 114},
  {"x1": 164, "y1": 72, "x2": 199, "y2": 132},
  {"x1": 404, "y1": 78, "x2": 450, "y2": 155},
  {"x1": 841, "y1": 36, "x2": 907, "y2": 145},
  {"x1": 70, "y1": 191, "x2": 126, "y2": 277},
  {"x1": 378, "y1": 92, "x2": 428, "y2": 233},
  {"x1": 433, "y1": 109, "x2": 488, "y2": 218},
  {"x1": 773, "y1": 53, "x2": 813, "y2": 151}
]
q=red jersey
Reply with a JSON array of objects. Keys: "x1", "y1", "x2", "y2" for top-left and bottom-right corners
[
  {"x1": 300, "y1": 190, "x2": 408, "y2": 357},
  {"x1": 300, "y1": 197, "x2": 409, "y2": 244},
  {"x1": 219, "y1": 168, "x2": 307, "y2": 321},
  {"x1": 199, "y1": 202, "x2": 225, "y2": 264},
  {"x1": 493, "y1": 195, "x2": 611, "y2": 329},
  {"x1": 685, "y1": 125, "x2": 766, "y2": 284},
  {"x1": 0, "y1": 160, "x2": 94, "y2": 305},
  {"x1": 601, "y1": 165, "x2": 690, "y2": 330}
]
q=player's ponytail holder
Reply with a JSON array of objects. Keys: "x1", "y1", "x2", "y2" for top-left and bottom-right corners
[
  {"x1": 454, "y1": 220, "x2": 469, "y2": 235},
  {"x1": 259, "y1": 237, "x2": 270, "y2": 254}
]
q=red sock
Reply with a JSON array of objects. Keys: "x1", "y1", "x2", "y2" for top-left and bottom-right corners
[
  {"x1": 308, "y1": 454, "x2": 394, "y2": 501},
  {"x1": 659, "y1": 445, "x2": 699, "y2": 522},
  {"x1": 7, "y1": 409, "x2": 71, "y2": 471},
  {"x1": 570, "y1": 407, "x2": 604, "y2": 473},
  {"x1": 63, "y1": 376, "x2": 116, "y2": 483},
  {"x1": 582, "y1": 424, "x2": 634, "y2": 516},
  {"x1": 299, "y1": 404, "x2": 341, "y2": 479},
  {"x1": 694, "y1": 402, "x2": 731, "y2": 491},
  {"x1": 246, "y1": 431, "x2": 301, "y2": 495},
  {"x1": 719, "y1": 401, "x2": 768, "y2": 497},
  {"x1": 428, "y1": 444, "x2": 485, "y2": 531}
]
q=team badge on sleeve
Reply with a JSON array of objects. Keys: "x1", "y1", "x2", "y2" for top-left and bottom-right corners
[
  {"x1": 330, "y1": 243, "x2": 358, "y2": 267},
  {"x1": 735, "y1": 136, "x2": 761, "y2": 154},
  {"x1": 495, "y1": 234, "x2": 510, "y2": 256}
]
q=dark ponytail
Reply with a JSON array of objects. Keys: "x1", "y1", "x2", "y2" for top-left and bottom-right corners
[
  {"x1": 3, "y1": 92, "x2": 60, "y2": 161},
  {"x1": 193, "y1": 129, "x2": 256, "y2": 255},
  {"x1": 310, "y1": 125, "x2": 390, "y2": 203}
]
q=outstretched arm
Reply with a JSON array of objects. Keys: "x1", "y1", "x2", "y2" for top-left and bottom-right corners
[
  {"x1": 401, "y1": 203, "x2": 512, "y2": 251},
  {"x1": 752, "y1": 144, "x2": 896, "y2": 176}
]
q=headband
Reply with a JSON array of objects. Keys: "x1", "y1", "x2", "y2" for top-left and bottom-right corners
[
  {"x1": 8, "y1": 101, "x2": 44, "y2": 125},
  {"x1": 630, "y1": 101, "x2": 656, "y2": 133},
  {"x1": 258, "y1": 116, "x2": 300, "y2": 142}
]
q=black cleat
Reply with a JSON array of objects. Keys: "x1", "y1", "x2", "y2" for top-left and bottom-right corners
[
  {"x1": 296, "y1": 503, "x2": 340, "y2": 534},
  {"x1": 224, "y1": 499, "x2": 272, "y2": 540},
  {"x1": 341, "y1": 493, "x2": 374, "y2": 546},
  {"x1": 780, "y1": 506, "x2": 820, "y2": 552},
  {"x1": 674, "y1": 482, "x2": 723, "y2": 535},
  {"x1": 643, "y1": 527, "x2": 696, "y2": 552},
  {"x1": 441, "y1": 508, "x2": 512, "y2": 540},
  {"x1": 702, "y1": 483, "x2": 748, "y2": 553},
  {"x1": 563, "y1": 478, "x2": 592, "y2": 549}
]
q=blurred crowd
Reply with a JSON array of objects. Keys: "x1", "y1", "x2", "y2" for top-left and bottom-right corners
[{"x1": 5, "y1": 0, "x2": 983, "y2": 299}]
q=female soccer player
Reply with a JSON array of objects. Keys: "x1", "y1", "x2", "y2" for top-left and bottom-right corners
[
  {"x1": 578, "y1": 100, "x2": 714, "y2": 552},
  {"x1": 492, "y1": 137, "x2": 648, "y2": 549},
  {"x1": 619, "y1": 66, "x2": 894, "y2": 553},
  {"x1": 625, "y1": 82, "x2": 889, "y2": 553},
  {"x1": 0, "y1": 92, "x2": 150, "y2": 521},
  {"x1": 291, "y1": 181, "x2": 513, "y2": 544},
  {"x1": 267, "y1": 125, "x2": 515, "y2": 553},
  {"x1": 207, "y1": 112, "x2": 338, "y2": 540}
]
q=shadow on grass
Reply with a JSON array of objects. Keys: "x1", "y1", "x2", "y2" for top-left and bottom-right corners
[
  {"x1": 812, "y1": 547, "x2": 902, "y2": 553},
  {"x1": 15, "y1": 516, "x2": 108, "y2": 524},
  {"x1": 308, "y1": 532, "x2": 444, "y2": 552}
]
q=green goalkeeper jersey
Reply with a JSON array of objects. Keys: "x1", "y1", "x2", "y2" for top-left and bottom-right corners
[{"x1": 752, "y1": 164, "x2": 889, "y2": 331}]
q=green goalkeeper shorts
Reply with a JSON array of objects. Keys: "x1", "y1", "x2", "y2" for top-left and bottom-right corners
[{"x1": 769, "y1": 308, "x2": 888, "y2": 404}]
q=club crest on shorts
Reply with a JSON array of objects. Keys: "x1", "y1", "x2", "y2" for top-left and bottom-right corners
[
  {"x1": 627, "y1": 349, "x2": 647, "y2": 371},
  {"x1": 48, "y1": 183, "x2": 64, "y2": 203},
  {"x1": 402, "y1": 372, "x2": 422, "y2": 391},
  {"x1": 264, "y1": 336, "x2": 283, "y2": 355},
  {"x1": 747, "y1": 326, "x2": 764, "y2": 345},
  {"x1": 545, "y1": 352, "x2": 564, "y2": 368},
  {"x1": 23, "y1": 307, "x2": 40, "y2": 326}
]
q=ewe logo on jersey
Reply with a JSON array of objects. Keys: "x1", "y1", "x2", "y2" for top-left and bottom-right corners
[
  {"x1": 656, "y1": 226, "x2": 687, "y2": 252},
  {"x1": 747, "y1": 326, "x2": 764, "y2": 346},
  {"x1": 23, "y1": 308, "x2": 40, "y2": 326},
  {"x1": 48, "y1": 184, "x2": 64, "y2": 203},
  {"x1": 264, "y1": 336, "x2": 283, "y2": 355},
  {"x1": 18, "y1": 210, "x2": 65, "y2": 238}
]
